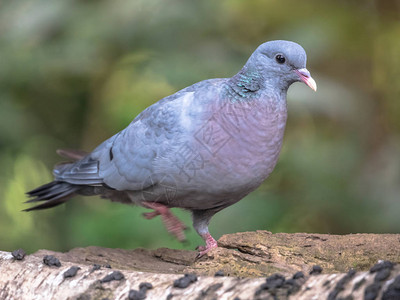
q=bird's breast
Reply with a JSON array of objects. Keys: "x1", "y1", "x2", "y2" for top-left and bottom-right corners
[
  {"x1": 171, "y1": 96, "x2": 287, "y2": 197},
  {"x1": 209, "y1": 97, "x2": 287, "y2": 183}
]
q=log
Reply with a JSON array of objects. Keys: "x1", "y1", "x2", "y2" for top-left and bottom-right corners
[{"x1": 1, "y1": 231, "x2": 399, "y2": 299}]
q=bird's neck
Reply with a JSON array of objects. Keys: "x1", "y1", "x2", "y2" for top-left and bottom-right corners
[
  {"x1": 226, "y1": 65, "x2": 263, "y2": 100},
  {"x1": 226, "y1": 66, "x2": 287, "y2": 104}
]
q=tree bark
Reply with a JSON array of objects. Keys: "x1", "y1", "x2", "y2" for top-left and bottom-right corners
[{"x1": 1, "y1": 231, "x2": 399, "y2": 299}]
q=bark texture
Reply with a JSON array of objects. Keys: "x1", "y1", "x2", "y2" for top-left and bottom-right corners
[{"x1": 1, "y1": 231, "x2": 399, "y2": 299}]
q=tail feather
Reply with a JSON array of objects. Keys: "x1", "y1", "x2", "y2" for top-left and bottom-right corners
[
  {"x1": 26, "y1": 182, "x2": 75, "y2": 202},
  {"x1": 24, "y1": 194, "x2": 73, "y2": 211},
  {"x1": 24, "y1": 181, "x2": 79, "y2": 211},
  {"x1": 26, "y1": 181, "x2": 59, "y2": 196}
]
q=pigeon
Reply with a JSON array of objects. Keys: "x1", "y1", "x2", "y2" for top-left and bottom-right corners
[{"x1": 26, "y1": 40, "x2": 316, "y2": 257}]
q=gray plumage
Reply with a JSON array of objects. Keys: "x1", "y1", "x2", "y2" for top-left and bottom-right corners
[{"x1": 26, "y1": 40, "x2": 316, "y2": 255}]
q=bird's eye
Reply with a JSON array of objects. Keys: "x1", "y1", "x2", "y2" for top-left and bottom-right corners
[{"x1": 275, "y1": 54, "x2": 286, "y2": 64}]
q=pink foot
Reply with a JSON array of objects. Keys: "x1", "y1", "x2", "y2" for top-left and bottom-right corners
[
  {"x1": 142, "y1": 202, "x2": 187, "y2": 242},
  {"x1": 142, "y1": 211, "x2": 159, "y2": 219},
  {"x1": 197, "y1": 233, "x2": 218, "y2": 258}
]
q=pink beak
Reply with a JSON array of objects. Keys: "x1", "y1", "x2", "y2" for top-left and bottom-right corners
[{"x1": 294, "y1": 68, "x2": 317, "y2": 91}]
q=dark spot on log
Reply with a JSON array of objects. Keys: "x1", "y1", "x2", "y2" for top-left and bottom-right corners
[
  {"x1": 284, "y1": 278, "x2": 301, "y2": 295},
  {"x1": 127, "y1": 282, "x2": 152, "y2": 300},
  {"x1": 347, "y1": 268, "x2": 356, "y2": 275},
  {"x1": 353, "y1": 278, "x2": 366, "y2": 291},
  {"x1": 187, "y1": 274, "x2": 198, "y2": 282},
  {"x1": 91, "y1": 264, "x2": 101, "y2": 272},
  {"x1": 214, "y1": 270, "x2": 224, "y2": 277},
  {"x1": 255, "y1": 273, "x2": 305, "y2": 297},
  {"x1": 323, "y1": 280, "x2": 330, "y2": 287},
  {"x1": 173, "y1": 273, "x2": 198, "y2": 289},
  {"x1": 364, "y1": 282, "x2": 382, "y2": 300},
  {"x1": 128, "y1": 289, "x2": 146, "y2": 300},
  {"x1": 139, "y1": 282, "x2": 153, "y2": 292},
  {"x1": 63, "y1": 266, "x2": 81, "y2": 278},
  {"x1": 109, "y1": 147, "x2": 114, "y2": 161},
  {"x1": 370, "y1": 261, "x2": 395, "y2": 273},
  {"x1": 255, "y1": 273, "x2": 286, "y2": 296},
  {"x1": 310, "y1": 265, "x2": 323, "y2": 275},
  {"x1": 11, "y1": 249, "x2": 26, "y2": 260},
  {"x1": 266, "y1": 273, "x2": 285, "y2": 288},
  {"x1": 303, "y1": 244, "x2": 312, "y2": 248},
  {"x1": 292, "y1": 271, "x2": 305, "y2": 279},
  {"x1": 166, "y1": 294, "x2": 174, "y2": 300},
  {"x1": 284, "y1": 279, "x2": 296, "y2": 286},
  {"x1": 328, "y1": 269, "x2": 356, "y2": 300},
  {"x1": 382, "y1": 274, "x2": 400, "y2": 300},
  {"x1": 100, "y1": 271, "x2": 125, "y2": 283},
  {"x1": 233, "y1": 298, "x2": 241, "y2": 300},
  {"x1": 43, "y1": 255, "x2": 61, "y2": 267},
  {"x1": 104, "y1": 263, "x2": 112, "y2": 268},
  {"x1": 375, "y1": 268, "x2": 391, "y2": 282}
]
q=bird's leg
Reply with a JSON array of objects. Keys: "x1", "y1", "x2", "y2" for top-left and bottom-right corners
[
  {"x1": 142, "y1": 210, "x2": 160, "y2": 219},
  {"x1": 142, "y1": 202, "x2": 187, "y2": 242},
  {"x1": 197, "y1": 233, "x2": 218, "y2": 257},
  {"x1": 192, "y1": 210, "x2": 218, "y2": 257}
]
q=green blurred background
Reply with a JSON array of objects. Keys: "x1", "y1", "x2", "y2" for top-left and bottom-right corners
[{"x1": 1, "y1": 0, "x2": 399, "y2": 254}]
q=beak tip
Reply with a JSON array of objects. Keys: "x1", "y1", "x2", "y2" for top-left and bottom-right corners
[
  {"x1": 309, "y1": 79, "x2": 317, "y2": 92},
  {"x1": 295, "y1": 68, "x2": 317, "y2": 92}
]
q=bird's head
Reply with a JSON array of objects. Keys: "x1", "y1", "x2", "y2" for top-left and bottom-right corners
[{"x1": 247, "y1": 40, "x2": 317, "y2": 92}]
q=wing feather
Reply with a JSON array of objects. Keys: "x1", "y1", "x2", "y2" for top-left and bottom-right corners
[{"x1": 53, "y1": 89, "x2": 196, "y2": 191}]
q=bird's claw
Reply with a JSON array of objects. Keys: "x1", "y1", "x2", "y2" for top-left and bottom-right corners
[
  {"x1": 196, "y1": 233, "x2": 218, "y2": 258},
  {"x1": 142, "y1": 211, "x2": 159, "y2": 219},
  {"x1": 142, "y1": 202, "x2": 187, "y2": 242}
]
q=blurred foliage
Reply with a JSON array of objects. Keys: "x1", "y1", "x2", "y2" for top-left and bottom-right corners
[{"x1": 1, "y1": 0, "x2": 399, "y2": 253}]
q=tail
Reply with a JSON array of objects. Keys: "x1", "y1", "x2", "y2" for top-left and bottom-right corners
[
  {"x1": 25, "y1": 148, "x2": 89, "y2": 211},
  {"x1": 24, "y1": 181, "x2": 80, "y2": 211}
]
